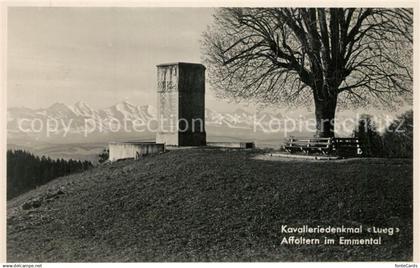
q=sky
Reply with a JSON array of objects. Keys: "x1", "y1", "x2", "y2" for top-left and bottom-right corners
[
  {"x1": 6, "y1": 7, "x2": 411, "y2": 117},
  {"x1": 7, "y1": 7, "x2": 249, "y2": 112}
]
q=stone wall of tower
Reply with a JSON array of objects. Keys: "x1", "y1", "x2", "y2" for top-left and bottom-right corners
[{"x1": 156, "y1": 62, "x2": 206, "y2": 146}]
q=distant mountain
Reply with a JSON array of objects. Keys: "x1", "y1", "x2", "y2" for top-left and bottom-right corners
[
  {"x1": 7, "y1": 101, "x2": 156, "y2": 144},
  {"x1": 8, "y1": 101, "x2": 405, "y2": 162},
  {"x1": 7, "y1": 101, "x2": 312, "y2": 147}
]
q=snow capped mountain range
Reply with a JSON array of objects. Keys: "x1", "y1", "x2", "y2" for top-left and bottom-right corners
[
  {"x1": 8, "y1": 101, "x2": 152, "y2": 142},
  {"x1": 10, "y1": 100, "x2": 396, "y2": 146},
  {"x1": 8, "y1": 100, "x2": 402, "y2": 152},
  {"x1": 9, "y1": 101, "x2": 156, "y2": 120},
  {"x1": 7, "y1": 101, "x2": 295, "y2": 144}
]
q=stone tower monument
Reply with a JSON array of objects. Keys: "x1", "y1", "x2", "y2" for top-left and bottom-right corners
[{"x1": 156, "y1": 62, "x2": 206, "y2": 146}]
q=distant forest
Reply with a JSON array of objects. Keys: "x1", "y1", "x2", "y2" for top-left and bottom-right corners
[{"x1": 7, "y1": 150, "x2": 93, "y2": 200}]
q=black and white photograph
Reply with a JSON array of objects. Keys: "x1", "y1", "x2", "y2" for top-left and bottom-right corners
[{"x1": 0, "y1": 1, "x2": 417, "y2": 264}]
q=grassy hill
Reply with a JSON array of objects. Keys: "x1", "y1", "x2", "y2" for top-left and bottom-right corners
[{"x1": 7, "y1": 148, "x2": 412, "y2": 261}]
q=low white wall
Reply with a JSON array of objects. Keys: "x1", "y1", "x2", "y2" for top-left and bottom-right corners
[
  {"x1": 109, "y1": 143, "x2": 164, "y2": 161},
  {"x1": 207, "y1": 142, "x2": 255, "y2": 149}
]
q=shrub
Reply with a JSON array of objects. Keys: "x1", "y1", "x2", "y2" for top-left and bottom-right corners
[
  {"x1": 98, "y1": 148, "x2": 109, "y2": 163},
  {"x1": 382, "y1": 110, "x2": 413, "y2": 158},
  {"x1": 353, "y1": 114, "x2": 384, "y2": 157}
]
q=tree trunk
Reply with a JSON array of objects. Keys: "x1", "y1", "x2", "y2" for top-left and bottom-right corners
[{"x1": 314, "y1": 96, "x2": 337, "y2": 138}]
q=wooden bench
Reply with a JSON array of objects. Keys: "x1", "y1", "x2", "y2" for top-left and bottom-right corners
[
  {"x1": 284, "y1": 137, "x2": 334, "y2": 155},
  {"x1": 284, "y1": 137, "x2": 363, "y2": 156}
]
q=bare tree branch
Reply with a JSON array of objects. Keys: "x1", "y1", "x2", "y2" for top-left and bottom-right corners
[{"x1": 201, "y1": 8, "x2": 412, "y2": 136}]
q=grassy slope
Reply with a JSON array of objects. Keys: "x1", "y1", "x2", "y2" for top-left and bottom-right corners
[{"x1": 7, "y1": 149, "x2": 412, "y2": 262}]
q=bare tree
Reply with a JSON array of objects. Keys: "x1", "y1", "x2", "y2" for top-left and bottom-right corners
[{"x1": 202, "y1": 8, "x2": 413, "y2": 137}]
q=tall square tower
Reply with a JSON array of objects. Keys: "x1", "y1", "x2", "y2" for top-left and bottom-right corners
[{"x1": 156, "y1": 62, "x2": 206, "y2": 146}]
